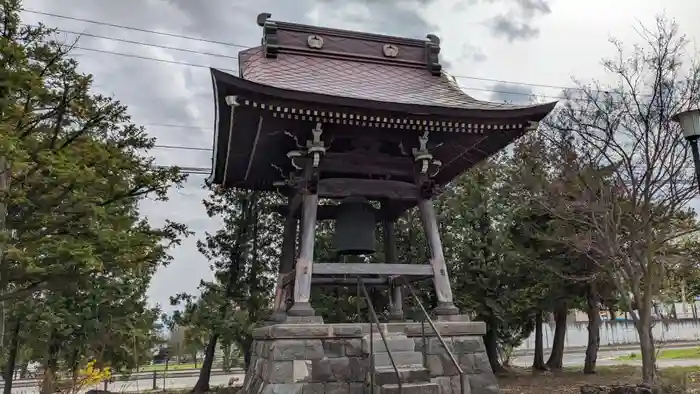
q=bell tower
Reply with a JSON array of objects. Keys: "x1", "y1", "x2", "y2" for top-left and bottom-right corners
[{"x1": 206, "y1": 13, "x2": 557, "y2": 394}]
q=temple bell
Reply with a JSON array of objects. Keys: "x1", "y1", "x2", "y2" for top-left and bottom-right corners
[{"x1": 332, "y1": 196, "x2": 376, "y2": 255}]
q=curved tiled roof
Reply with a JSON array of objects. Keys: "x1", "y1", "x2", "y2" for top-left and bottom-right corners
[{"x1": 238, "y1": 47, "x2": 544, "y2": 112}]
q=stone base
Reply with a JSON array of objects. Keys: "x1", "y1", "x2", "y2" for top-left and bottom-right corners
[
  {"x1": 432, "y1": 302, "x2": 460, "y2": 317},
  {"x1": 242, "y1": 320, "x2": 500, "y2": 394}
]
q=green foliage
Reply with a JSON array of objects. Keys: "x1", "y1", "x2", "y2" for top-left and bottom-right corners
[
  {"x1": 0, "y1": 0, "x2": 188, "y2": 388},
  {"x1": 171, "y1": 187, "x2": 281, "y2": 373},
  {"x1": 0, "y1": 0, "x2": 187, "y2": 300},
  {"x1": 439, "y1": 155, "x2": 545, "y2": 362}
]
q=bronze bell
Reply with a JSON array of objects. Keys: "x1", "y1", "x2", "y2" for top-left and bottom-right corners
[{"x1": 333, "y1": 197, "x2": 376, "y2": 255}]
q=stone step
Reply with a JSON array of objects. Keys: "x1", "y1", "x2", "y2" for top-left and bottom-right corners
[
  {"x1": 362, "y1": 333, "x2": 416, "y2": 353},
  {"x1": 373, "y1": 351, "x2": 424, "y2": 368},
  {"x1": 379, "y1": 382, "x2": 439, "y2": 394},
  {"x1": 374, "y1": 366, "x2": 431, "y2": 386}
]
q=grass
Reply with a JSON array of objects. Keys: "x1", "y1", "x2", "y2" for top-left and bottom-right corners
[
  {"x1": 617, "y1": 347, "x2": 700, "y2": 361},
  {"x1": 498, "y1": 365, "x2": 700, "y2": 393},
  {"x1": 135, "y1": 363, "x2": 199, "y2": 372},
  {"x1": 126, "y1": 366, "x2": 700, "y2": 394}
]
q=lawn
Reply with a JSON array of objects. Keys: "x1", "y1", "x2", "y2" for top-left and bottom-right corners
[
  {"x1": 498, "y1": 366, "x2": 700, "y2": 393},
  {"x1": 138, "y1": 366, "x2": 699, "y2": 394},
  {"x1": 617, "y1": 347, "x2": 700, "y2": 361}
]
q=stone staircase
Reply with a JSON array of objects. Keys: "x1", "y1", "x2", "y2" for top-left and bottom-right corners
[{"x1": 362, "y1": 333, "x2": 440, "y2": 394}]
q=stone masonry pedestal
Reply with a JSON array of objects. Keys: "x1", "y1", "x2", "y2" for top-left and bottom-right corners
[{"x1": 242, "y1": 320, "x2": 500, "y2": 394}]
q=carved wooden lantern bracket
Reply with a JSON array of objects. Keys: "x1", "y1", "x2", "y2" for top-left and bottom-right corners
[
  {"x1": 286, "y1": 150, "x2": 305, "y2": 170},
  {"x1": 276, "y1": 122, "x2": 328, "y2": 187},
  {"x1": 306, "y1": 122, "x2": 327, "y2": 167},
  {"x1": 412, "y1": 132, "x2": 442, "y2": 176}
]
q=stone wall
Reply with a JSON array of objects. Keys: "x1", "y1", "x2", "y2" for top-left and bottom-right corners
[
  {"x1": 405, "y1": 324, "x2": 499, "y2": 394},
  {"x1": 243, "y1": 324, "x2": 369, "y2": 394},
  {"x1": 416, "y1": 336, "x2": 496, "y2": 393},
  {"x1": 241, "y1": 321, "x2": 500, "y2": 394}
]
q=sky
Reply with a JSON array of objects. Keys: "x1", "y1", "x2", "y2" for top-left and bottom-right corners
[{"x1": 18, "y1": 0, "x2": 700, "y2": 312}]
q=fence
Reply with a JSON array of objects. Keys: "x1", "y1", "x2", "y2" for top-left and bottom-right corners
[
  {"x1": 0, "y1": 368, "x2": 245, "y2": 393},
  {"x1": 517, "y1": 318, "x2": 700, "y2": 351}
]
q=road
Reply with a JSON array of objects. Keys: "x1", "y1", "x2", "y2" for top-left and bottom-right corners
[
  {"x1": 511, "y1": 345, "x2": 700, "y2": 368},
  {"x1": 5, "y1": 347, "x2": 700, "y2": 393},
  {"x1": 4, "y1": 372, "x2": 246, "y2": 394}
]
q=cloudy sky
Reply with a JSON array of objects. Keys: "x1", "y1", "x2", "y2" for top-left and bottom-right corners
[{"x1": 19, "y1": 0, "x2": 700, "y2": 311}]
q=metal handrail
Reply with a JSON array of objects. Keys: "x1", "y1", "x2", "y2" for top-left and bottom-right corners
[
  {"x1": 400, "y1": 277, "x2": 466, "y2": 394},
  {"x1": 357, "y1": 277, "x2": 402, "y2": 394}
]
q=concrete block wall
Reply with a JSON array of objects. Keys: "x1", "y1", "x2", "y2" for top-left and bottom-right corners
[{"x1": 242, "y1": 322, "x2": 500, "y2": 394}]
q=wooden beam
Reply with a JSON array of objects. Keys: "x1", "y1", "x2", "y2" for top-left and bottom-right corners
[
  {"x1": 243, "y1": 116, "x2": 264, "y2": 181},
  {"x1": 383, "y1": 204, "x2": 403, "y2": 321},
  {"x1": 312, "y1": 262, "x2": 433, "y2": 276},
  {"x1": 310, "y1": 276, "x2": 428, "y2": 286},
  {"x1": 418, "y1": 198, "x2": 458, "y2": 315},
  {"x1": 317, "y1": 152, "x2": 414, "y2": 179},
  {"x1": 272, "y1": 204, "x2": 384, "y2": 221},
  {"x1": 288, "y1": 193, "x2": 318, "y2": 317},
  {"x1": 287, "y1": 192, "x2": 303, "y2": 218},
  {"x1": 318, "y1": 178, "x2": 419, "y2": 200},
  {"x1": 270, "y1": 196, "x2": 298, "y2": 321},
  {"x1": 312, "y1": 278, "x2": 390, "y2": 287}
]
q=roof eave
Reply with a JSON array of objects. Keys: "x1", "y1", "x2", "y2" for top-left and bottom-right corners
[
  {"x1": 211, "y1": 68, "x2": 558, "y2": 121},
  {"x1": 209, "y1": 69, "x2": 230, "y2": 186}
]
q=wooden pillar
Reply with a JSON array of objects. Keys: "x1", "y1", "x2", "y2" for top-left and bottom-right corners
[
  {"x1": 269, "y1": 201, "x2": 298, "y2": 322},
  {"x1": 288, "y1": 193, "x2": 318, "y2": 316},
  {"x1": 418, "y1": 198, "x2": 458, "y2": 316},
  {"x1": 384, "y1": 217, "x2": 404, "y2": 321}
]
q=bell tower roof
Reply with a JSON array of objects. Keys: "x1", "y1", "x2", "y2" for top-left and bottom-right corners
[{"x1": 207, "y1": 14, "x2": 557, "y2": 194}]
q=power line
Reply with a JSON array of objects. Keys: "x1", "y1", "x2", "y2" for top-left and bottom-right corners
[
  {"x1": 66, "y1": 45, "x2": 559, "y2": 100},
  {"x1": 177, "y1": 166, "x2": 210, "y2": 173},
  {"x1": 180, "y1": 170, "x2": 209, "y2": 175},
  {"x1": 22, "y1": 9, "x2": 251, "y2": 49},
  {"x1": 159, "y1": 166, "x2": 210, "y2": 175},
  {"x1": 141, "y1": 123, "x2": 209, "y2": 130},
  {"x1": 29, "y1": 9, "x2": 675, "y2": 156},
  {"x1": 154, "y1": 144, "x2": 211, "y2": 152},
  {"x1": 71, "y1": 45, "x2": 237, "y2": 73},
  {"x1": 23, "y1": 8, "x2": 596, "y2": 96},
  {"x1": 33, "y1": 25, "x2": 240, "y2": 60}
]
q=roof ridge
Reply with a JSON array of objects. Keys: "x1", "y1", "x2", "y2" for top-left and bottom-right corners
[{"x1": 258, "y1": 13, "x2": 432, "y2": 48}]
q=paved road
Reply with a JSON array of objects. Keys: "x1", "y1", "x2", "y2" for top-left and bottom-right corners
[
  {"x1": 5, "y1": 372, "x2": 246, "y2": 394},
  {"x1": 512, "y1": 340, "x2": 700, "y2": 356},
  {"x1": 6, "y1": 346, "x2": 699, "y2": 393},
  {"x1": 511, "y1": 345, "x2": 700, "y2": 367}
]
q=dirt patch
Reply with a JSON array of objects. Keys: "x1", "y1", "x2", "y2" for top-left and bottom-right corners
[{"x1": 497, "y1": 366, "x2": 700, "y2": 394}]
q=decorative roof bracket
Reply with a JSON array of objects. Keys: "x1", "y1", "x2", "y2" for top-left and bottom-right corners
[
  {"x1": 257, "y1": 13, "x2": 279, "y2": 59},
  {"x1": 425, "y1": 34, "x2": 442, "y2": 76}
]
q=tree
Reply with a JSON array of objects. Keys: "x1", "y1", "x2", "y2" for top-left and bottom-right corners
[
  {"x1": 0, "y1": 0, "x2": 185, "y2": 302},
  {"x1": 168, "y1": 325, "x2": 187, "y2": 363},
  {"x1": 173, "y1": 187, "x2": 279, "y2": 393},
  {"x1": 441, "y1": 157, "x2": 544, "y2": 372},
  {"x1": 540, "y1": 16, "x2": 700, "y2": 384},
  {"x1": 506, "y1": 131, "x2": 615, "y2": 373},
  {"x1": 0, "y1": 2, "x2": 189, "y2": 392},
  {"x1": 183, "y1": 325, "x2": 208, "y2": 367}
]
